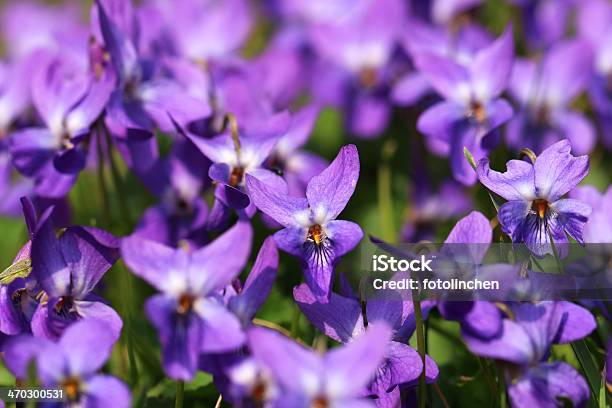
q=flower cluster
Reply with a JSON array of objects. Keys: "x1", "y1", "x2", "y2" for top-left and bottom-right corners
[{"x1": 0, "y1": 0, "x2": 610, "y2": 407}]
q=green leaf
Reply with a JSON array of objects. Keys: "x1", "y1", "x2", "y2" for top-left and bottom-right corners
[
  {"x1": 598, "y1": 374, "x2": 606, "y2": 408},
  {"x1": 185, "y1": 372, "x2": 213, "y2": 392},
  {"x1": 571, "y1": 340, "x2": 601, "y2": 407}
]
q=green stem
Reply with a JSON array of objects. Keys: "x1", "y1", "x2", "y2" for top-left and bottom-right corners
[
  {"x1": 95, "y1": 128, "x2": 111, "y2": 227},
  {"x1": 478, "y1": 357, "x2": 498, "y2": 396},
  {"x1": 175, "y1": 380, "x2": 185, "y2": 408},
  {"x1": 290, "y1": 305, "x2": 301, "y2": 338},
  {"x1": 103, "y1": 124, "x2": 132, "y2": 229},
  {"x1": 121, "y1": 267, "x2": 139, "y2": 387},
  {"x1": 378, "y1": 140, "x2": 397, "y2": 242},
  {"x1": 413, "y1": 296, "x2": 427, "y2": 408},
  {"x1": 499, "y1": 382, "x2": 507, "y2": 408}
]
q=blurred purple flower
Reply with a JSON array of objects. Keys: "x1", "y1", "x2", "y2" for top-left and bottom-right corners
[
  {"x1": 9, "y1": 49, "x2": 114, "y2": 198},
  {"x1": 1, "y1": 198, "x2": 55, "y2": 339},
  {"x1": 247, "y1": 322, "x2": 392, "y2": 407},
  {"x1": 477, "y1": 139, "x2": 590, "y2": 257},
  {"x1": 121, "y1": 221, "x2": 252, "y2": 380},
  {"x1": 0, "y1": 145, "x2": 33, "y2": 217},
  {"x1": 307, "y1": 0, "x2": 406, "y2": 138},
  {"x1": 29, "y1": 211, "x2": 122, "y2": 340},
  {"x1": 464, "y1": 301, "x2": 595, "y2": 407},
  {"x1": 0, "y1": 58, "x2": 33, "y2": 133},
  {"x1": 410, "y1": 0, "x2": 483, "y2": 26},
  {"x1": 226, "y1": 356, "x2": 280, "y2": 405},
  {"x1": 507, "y1": 40, "x2": 595, "y2": 155},
  {"x1": 294, "y1": 284, "x2": 439, "y2": 406},
  {"x1": 401, "y1": 180, "x2": 471, "y2": 242},
  {"x1": 134, "y1": 139, "x2": 211, "y2": 247},
  {"x1": 393, "y1": 21, "x2": 493, "y2": 107},
  {"x1": 178, "y1": 111, "x2": 290, "y2": 229},
  {"x1": 264, "y1": 106, "x2": 327, "y2": 197},
  {"x1": 4, "y1": 318, "x2": 130, "y2": 407},
  {"x1": 438, "y1": 211, "x2": 504, "y2": 338},
  {"x1": 416, "y1": 26, "x2": 514, "y2": 184},
  {"x1": 507, "y1": 0, "x2": 574, "y2": 50},
  {"x1": 577, "y1": 0, "x2": 612, "y2": 149},
  {"x1": 0, "y1": 244, "x2": 37, "y2": 338},
  {"x1": 152, "y1": 0, "x2": 253, "y2": 62},
  {"x1": 276, "y1": 0, "x2": 370, "y2": 25},
  {"x1": 246, "y1": 144, "x2": 363, "y2": 302},
  {"x1": 95, "y1": 0, "x2": 210, "y2": 137},
  {"x1": 569, "y1": 185, "x2": 612, "y2": 243},
  {"x1": 0, "y1": 0, "x2": 86, "y2": 60},
  {"x1": 248, "y1": 31, "x2": 311, "y2": 110}
]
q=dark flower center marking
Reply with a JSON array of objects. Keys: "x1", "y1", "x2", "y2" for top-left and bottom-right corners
[
  {"x1": 229, "y1": 166, "x2": 245, "y2": 187},
  {"x1": 311, "y1": 396, "x2": 329, "y2": 408},
  {"x1": 307, "y1": 224, "x2": 325, "y2": 246},
  {"x1": 177, "y1": 293, "x2": 195, "y2": 315},
  {"x1": 532, "y1": 199, "x2": 549, "y2": 219},
  {"x1": 469, "y1": 101, "x2": 487, "y2": 123},
  {"x1": 175, "y1": 197, "x2": 192, "y2": 216},
  {"x1": 54, "y1": 296, "x2": 75, "y2": 317},
  {"x1": 11, "y1": 288, "x2": 25, "y2": 305},
  {"x1": 304, "y1": 224, "x2": 334, "y2": 270},
  {"x1": 265, "y1": 154, "x2": 285, "y2": 176},
  {"x1": 359, "y1": 67, "x2": 378, "y2": 89},
  {"x1": 251, "y1": 379, "x2": 267, "y2": 402},
  {"x1": 61, "y1": 133, "x2": 75, "y2": 150},
  {"x1": 534, "y1": 105, "x2": 550, "y2": 125},
  {"x1": 63, "y1": 377, "x2": 81, "y2": 401}
]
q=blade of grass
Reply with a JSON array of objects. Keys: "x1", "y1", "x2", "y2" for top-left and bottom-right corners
[
  {"x1": 378, "y1": 140, "x2": 397, "y2": 242},
  {"x1": 571, "y1": 340, "x2": 601, "y2": 407}
]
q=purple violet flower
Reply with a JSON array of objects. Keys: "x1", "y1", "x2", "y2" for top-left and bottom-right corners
[
  {"x1": 9, "y1": 49, "x2": 114, "y2": 198},
  {"x1": 152, "y1": 0, "x2": 253, "y2": 63},
  {"x1": 95, "y1": 0, "x2": 210, "y2": 138},
  {"x1": 477, "y1": 139, "x2": 591, "y2": 257},
  {"x1": 226, "y1": 356, "x2": 280, "y2": 405},
  {"x1": 246, "y1": 144, "x2": 363, "y2": 302},
  {"x1": 264, "y1": 106, "x2": 327, "y2": 197},
  {"x1": 0, "y1": 58, "x2": 32, "y2": 134},
  {"x1": 0, "y1": 145, "x2": 33, "y2": 217},
  {"x1": 438, "y1": 211, "x2": 503, "y2": 339},
  {"x1": 464, "y1": 301, "x2": 596, "y2": 407},
  {"x1": 133, "y1": 138, "x2": 211, "y2": 247},
  {"x1": 225, "y1": 236, "x2": 279, "y2": 327},
  {"x1": 294, "y1": 284, "x2": 439, "y2": 407},
  {"x1": 4, "y1": 318, "x2": 130, "y2": 407},
  {"x1": 415, "y1": 25, "x2": 514, "y2": 184},
  {"x1": 247, "y1": 322, "x2": 392, "y2": 407},
  {"x1": 401, "y1": 180, "x2": 471, "y2": 242},
  {"x1": 307, "y1": 0, "x2": 407, "y2": 138},
  {"x1": 569, "y1": 185, "x2": 612, "y2": 243},
  {"x1": 29, "y1": 209, "x2": 122, "y2": 340},
  {"x1": 508, "y1": 0, "x2": 574, "y2": 50},
  {"x1": 409, "y1": 0, "x2": 483, "y2": 26},
  {"x1": 507, "y1": 40, "x2": 595, "y2": 155},
  {"x1": 577, "y1": 0, "x2": 612, "y2": 149},
  {"x1": 178, "y1": 111, "x2": 290, "y2": 230},
  {"x1": 393, "y1": 21, "x2": 493, "y2": 107},
  {"x1": 121, "y1": 221, "x2": 253, "y2": 380}
]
